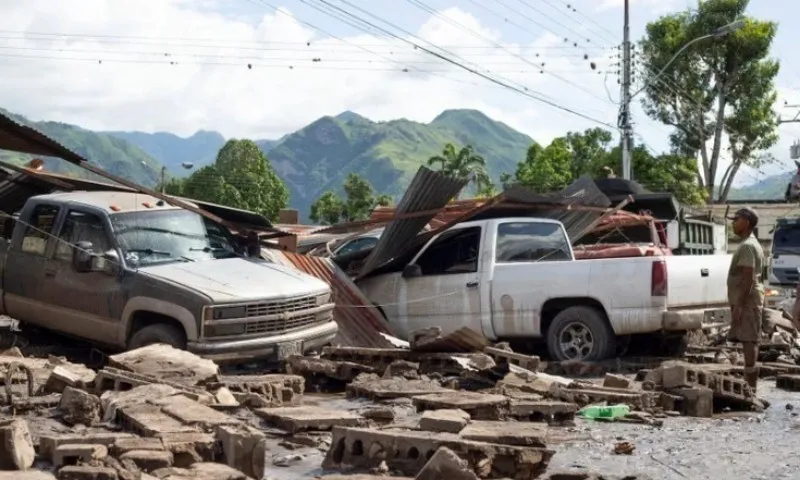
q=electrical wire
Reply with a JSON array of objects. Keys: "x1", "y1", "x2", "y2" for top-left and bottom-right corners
[{"x1": 278, "y1": 0, "x2": 618, "y2": 128}]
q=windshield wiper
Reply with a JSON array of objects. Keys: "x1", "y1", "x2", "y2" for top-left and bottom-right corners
[
  {"x1": 189, "y1": 246, "x2": 228, "y2": 253},
  {"x1": 127, "y1": 248, "x2": 171, "y2": 256}
]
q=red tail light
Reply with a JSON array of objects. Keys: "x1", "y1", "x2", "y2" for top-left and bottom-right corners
[{"x1": 651, "y1": 260, "x2": 668, "y2": 297}]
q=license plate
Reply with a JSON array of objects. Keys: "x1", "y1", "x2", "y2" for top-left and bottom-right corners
[{"x1": 276, "y1": 341, "x2": 303, "y2": 359}]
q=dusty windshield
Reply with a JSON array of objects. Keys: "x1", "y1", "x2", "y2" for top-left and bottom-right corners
[
  {"x1": 774, "y1": 224, "x2": 800, "y2": 255},
  {"x1": 110, "y1": 209, "x2": 239, "y2": 267}
]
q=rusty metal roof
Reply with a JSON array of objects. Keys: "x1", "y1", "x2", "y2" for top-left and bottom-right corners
[
  {"x1": 262, "y1": 249, "x2": 394, "y2": 348},
  {"x1": 410, "y1": 327, "x2": 490, "y2": 353},
  {"x1": 356, "y1": 166, "x2": 469, "y2": 279},
  {"x1": 0, "y1": 110, "x2": 86, "y2": 165}
]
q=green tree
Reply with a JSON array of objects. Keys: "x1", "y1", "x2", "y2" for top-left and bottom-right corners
[
  {"x1": 309, "y1": 173, "x2": 393, "y2": 225},
  {"x1": 598, "y1": 146, "x2": 706, "y2": 205},
  {"x1": 639, "y1": 0, "x2": 779, "y2": 202},
  {"x1": 427, "y1": 143, "x2": 490, "y2": 199},
  {"x1": 501, "y1": 139, "x2": 572, "y2": 192},
  {"x1": 181, "y1": 139, "x2": 289, "y2": 220},
  {"x1": 565, "y1": 127, "x2": 614, "y2": 178},
  {"x1": 309, "y1": 190, "x2": 345, "y2": 225}
]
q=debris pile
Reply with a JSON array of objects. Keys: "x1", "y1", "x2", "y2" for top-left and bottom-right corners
[{"x1": 0, "y1": 323, "x2": 780, "y2": 480}]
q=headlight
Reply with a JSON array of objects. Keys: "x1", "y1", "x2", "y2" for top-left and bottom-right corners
[
  {"x1": 316, "y1": 292, "x2": 332, "y2": 306},
  {"x1": 765, "y1": 289, "x2": 780, "y2": 297},
  {"x1": 206, "y1": 305, "x2": 247, "y2": 321}
]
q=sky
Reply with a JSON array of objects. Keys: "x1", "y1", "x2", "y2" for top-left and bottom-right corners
[{"x1": 0, "y1": 0, "x2": 798, "y2": 188}]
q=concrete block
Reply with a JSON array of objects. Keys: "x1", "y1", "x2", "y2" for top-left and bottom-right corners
[
  {"x1": 111, "y1": 437, "x2": 164, "y2": 456},
  {"x1": 215, "y1": 424, "x2": 267, "y2": 479},
  {"x1": 41, "y1": 433, "x2": 135, "y2": 461},
  {"x1": 418, "y1": 409, "x2": 470, "y2": 434},
  {"x1": 57, "y1": 466, "x2": 118, "y2": 480},
  {"x1": 158, "y1": 432, "x2": 218, "y2": 463},
  {"x1": 44, "y1": 366, "x2": 96, "y2": 394},
  {"x1": 59, "y1": 387, "x2": 101, "y2": 426},
  {"x1": 0, "y1": 418, "x2": 35, "y2": 470},
  {"x1": 54, "y1": 444, "x2": 108, "y2": 467},
  {"x1": 602, "y1": 374, "x2": 631, "y2": 389},
  {"x1": 484, "y1": 347, "x2": 540, "y2": 371},
  {"x1": 412, "y1": 392, "x2": 510, "y2": 421},
  {"x1": 674, "y1": 387, "x2": 713, "y2": 418},
  {"x1": 150, "y1": 394, "x2": 239, "y2": 428},
  {"x1": 415, "y1": 446, "x2": 479, "y2": 480},
  {"x1": 776, "y1": 374, "x2": 800, "y2": 391},
  {"x1": 347, "y1": 375, "x2": 447, "y2": 400},
  {"x1": 459, "y1": 421, "x2": 547, "y2": 447},
  {"x1": 323, "y1": 426, "x2": 553, "y2": 479},
  {"x1": 118, "y1": 450, "x2": 174, "y2": 472},
  {"x1": 508, "y1": 400, "x2": 576, "y2": 425},
  {"x1": 254, "y1": 406, "x2": 364, "y2": 433}
]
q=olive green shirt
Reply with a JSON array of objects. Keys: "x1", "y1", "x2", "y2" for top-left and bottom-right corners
[{"x1": 727, "y1": 235, "x2": 764, "y2": 307}]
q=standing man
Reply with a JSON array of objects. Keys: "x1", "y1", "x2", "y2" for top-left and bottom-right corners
[{"x1": 727, "y1": 207, "x2": 765, "y2": 392}]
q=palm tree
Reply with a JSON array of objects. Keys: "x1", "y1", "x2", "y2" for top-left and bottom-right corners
[{"x1": 427, "y1": 143, "x2": 490, "y2": 199}]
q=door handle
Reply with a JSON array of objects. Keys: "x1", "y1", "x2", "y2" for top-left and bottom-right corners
[
  {"x1": 44, "y1": 268, "x2": 56, "y2": 278},
  {"x1": 700, "y1": 268, "x2": 709, "y2": 277},
  {"x1": 466, "y1": 281, "x2": 479, "y2": 288}
]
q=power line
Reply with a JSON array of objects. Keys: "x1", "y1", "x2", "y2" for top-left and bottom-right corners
[
  {"x1": 291, "y1": 0, "x2": 616, "y2": 127},
  {"x1": 404, "y1": 0, "x2": 613, "y2": 103}
]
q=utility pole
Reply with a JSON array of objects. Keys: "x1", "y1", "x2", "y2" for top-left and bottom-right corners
[{"x1": 619, "y1": 0, "x2": 633, "y2": 180}]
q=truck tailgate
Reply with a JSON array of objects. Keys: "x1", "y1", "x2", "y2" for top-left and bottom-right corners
[{"x1": 665, "y1": 254, "x2": 731, "y2": 308}]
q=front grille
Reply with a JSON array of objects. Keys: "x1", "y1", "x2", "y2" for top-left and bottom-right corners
[
  {"x1": 244, "y1": 296, "x2": 316, "y2": 318},
  {"x1": 244, "y1": 313, "x2": 318, "y2": 335}
]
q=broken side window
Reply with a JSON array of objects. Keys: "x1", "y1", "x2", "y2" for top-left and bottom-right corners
[
  {"x1": 54, "y1": 211, "x2": 113, "y2": 262},
  {"x1": 415, "y1": 226, "x2": 481, "y2": 276},
  {"x1": 495, "y1": 221, "x2": 571, "y2": 263},
  {"x1": 20, "y1": 204, "x2": 60, "y2": 256}
]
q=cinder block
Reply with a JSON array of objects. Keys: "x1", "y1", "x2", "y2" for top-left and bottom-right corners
[
  {"x1": 57, "y1": 466, "x2": 118, "y2": 480},
  {"x1": 776, "y1": 374, "x2": 800, "y2": 391},
  {"x1": 673, "y1": 387, "x2": 713, "y2": 418},
  {"x1": 53, "y1": 444, "x2": 107, "y2": 467},
  {"x1": 602, "y1": 374, "x2": 631, "y2": 389}
]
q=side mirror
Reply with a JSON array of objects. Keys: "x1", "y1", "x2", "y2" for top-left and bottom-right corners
[
  {"x1": 72, "y1": 241, "x2": 94, "y2": 273},
  {"x1": 247, "y1": 244, "x2": 261, "y2": 258},
  {"x1": 93, "y1": 250, "x2": 121, "y2": 276},
  {"x1": 402, "y1": 264, "x2": 422, "y2": 279}
]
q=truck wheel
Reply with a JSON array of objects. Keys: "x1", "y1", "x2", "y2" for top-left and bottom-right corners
[
  {"x1": 546, "y1": 306, "x2": 616, "y2": 361},
  {"x1": 128, "y1": 324, "x2": 186, "y2": 350}
]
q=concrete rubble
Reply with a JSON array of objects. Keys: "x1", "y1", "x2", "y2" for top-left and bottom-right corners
[{"x1": 0, "y1": 321, "x2": 790, "y2": 480}]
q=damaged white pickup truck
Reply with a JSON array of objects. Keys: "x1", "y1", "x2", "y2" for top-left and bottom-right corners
[{"x1": 357, "y1": 216, "x2": 731, "y2": 361}]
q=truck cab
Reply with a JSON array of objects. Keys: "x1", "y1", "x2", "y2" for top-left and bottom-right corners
[{"x1": 0, "y1": 191, "x2": 337, "y2": 363}]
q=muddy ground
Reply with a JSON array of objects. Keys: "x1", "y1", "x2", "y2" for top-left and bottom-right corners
[{"x1": 220, "y1": 380, "x2": 796, "y2": 480}]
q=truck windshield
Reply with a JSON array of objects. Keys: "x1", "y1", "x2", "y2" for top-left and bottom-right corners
[
  {"x1": 774, "y1": 224, "x2": 800, "y2": 255},
  {"x1": 110, "y1": 209, "x2": 239, "y2": 267}
]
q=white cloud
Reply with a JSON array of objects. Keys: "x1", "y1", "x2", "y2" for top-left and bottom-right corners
[
  {"x1": 1, "y1": 0, "x2": 792, "y2": 190},
  {"x1": 0, "y1": 0, "x2": 621, "y2": 144}
]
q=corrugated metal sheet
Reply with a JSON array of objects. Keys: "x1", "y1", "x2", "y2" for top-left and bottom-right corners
[
  {"x1": 357, "y1": 166, "x2": 469, "y2": 279},
  {"x1": 411, "y1": 326, "x2": 490, "y2": 353},
  {"x1": 262, "y1": 249, "x2": 394, "y2": 348},
  {"x1": 0, "y1": 110, "x2": 86, "y2": 165}
]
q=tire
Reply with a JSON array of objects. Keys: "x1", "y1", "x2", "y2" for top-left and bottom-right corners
[
  {"x1": 128, "y1": 324, "x2": 186, "y2": 350},
  {"x1": 546, "y1": 306, "x2": 616, "y2": 361}
]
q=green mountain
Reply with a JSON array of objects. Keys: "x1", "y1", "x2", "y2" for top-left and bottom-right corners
[
  {"x1": 728, "y1": 171, "x2": 793, "y2": 200},
  {"x1": 103, "y1": 109, "x2": 534, "y2": 219},
  {"x1": 102, "y1": 130, "x2": 225, "y2": 176},
  {"x1": 0, "y1": 108, "x2": 161, "y2": 186},
  {"x1": 265, "y1": 109, "x2": 533, "y2": 217}
]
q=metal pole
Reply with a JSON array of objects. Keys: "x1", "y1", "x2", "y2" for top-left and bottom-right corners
[{"x1": 620, "y1": 0, "x2": 633, "y2": 180}]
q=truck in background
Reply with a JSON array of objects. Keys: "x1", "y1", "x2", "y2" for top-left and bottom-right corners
[{"x1": 357, "y1": 216, "x2": 731, "y2": 362}]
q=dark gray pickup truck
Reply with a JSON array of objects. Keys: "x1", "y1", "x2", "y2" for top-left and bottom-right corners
[{"x1": 0, "y1": 190, "x2": 337, "y2": 362}]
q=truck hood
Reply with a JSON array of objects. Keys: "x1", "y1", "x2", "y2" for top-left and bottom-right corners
[{"x1": 139, "y1": 257, "x2": 330, "y2": 303}]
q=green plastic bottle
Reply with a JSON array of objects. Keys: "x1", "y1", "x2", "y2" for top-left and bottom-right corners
[{"x1": 578, "y1": 404, "x2": 630, "y2": 419}]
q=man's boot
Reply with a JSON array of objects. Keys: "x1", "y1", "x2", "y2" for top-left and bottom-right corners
[{"x1": 744, "y1": 366, "x2": 759, "y2": 393}]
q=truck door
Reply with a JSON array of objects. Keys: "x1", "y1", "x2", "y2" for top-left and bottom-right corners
[
  {"x1": 42, "y1": 209, "x2": 124, "y2": 343},
  {"x1": 398, "y1": 225, "x2": 484, "y2": 337},
  {"x1": 3, "y1": 203, "x2": 61, "y2": 324}
]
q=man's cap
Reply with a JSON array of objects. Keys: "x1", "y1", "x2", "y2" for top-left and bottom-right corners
[{"x1": 728, "y1": 207, "x2": 759, "y2": 227}]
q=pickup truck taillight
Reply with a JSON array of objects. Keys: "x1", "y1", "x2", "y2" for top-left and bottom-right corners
[{"x1": 651, "y1": 260, "x2": 668, "y2": 297}]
